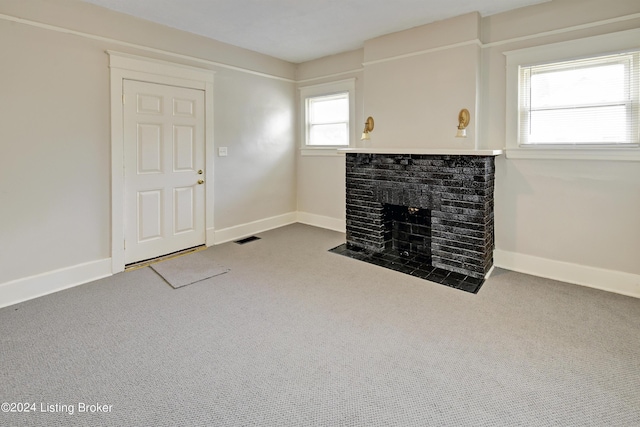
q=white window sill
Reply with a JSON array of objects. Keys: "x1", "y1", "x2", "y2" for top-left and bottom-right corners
[
  {"x1": 301, "y1": 148, "x2": 346, "y2": 157},
  {"x1": 505, "y1": 147, "x2": 640, "y2": 161}
]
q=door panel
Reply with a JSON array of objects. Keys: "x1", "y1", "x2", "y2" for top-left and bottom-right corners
[
  {"x1": 124, "y1": 80, "x2": 205, "y2": 264},
  {"x1": 174, "y1": 187, "x2": 195, "y2": 234},
  {"x1": 137, "y1": 93, "x2": 163, "y2": 114},
  {"x1": 173, "y1": 125, "x2": 195, "y2": 171},
  {"x1": 173, "y1": 98, "x2": 195, "y2": 117},
  {"x1": 137, "y1": 124, "x2": 163, "y2": 173},
  {"x1": 137, "y1": 190, "x2": 163, "y2": 241}
]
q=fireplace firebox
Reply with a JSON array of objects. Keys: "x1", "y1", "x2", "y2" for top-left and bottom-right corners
[{"x1": 384, "y1": 205, "x2": 431, "y2": 257}]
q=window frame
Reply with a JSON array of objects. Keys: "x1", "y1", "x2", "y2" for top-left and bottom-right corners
[
  {"x1": 299, "y1": 79, "x2": 355, "y2": 156},
  {"x1": 306, "y1": 92, "x2": 350, "y2": 147},
  {"x1": 504, "y1": 28, "x2": 640, "y2": 161}
]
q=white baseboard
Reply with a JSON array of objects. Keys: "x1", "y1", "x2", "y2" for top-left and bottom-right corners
[
  {"x1": 0, "y1": 258, "x2": 112, "y2": 309},
  {"x1": 0, "y1": 212, "x2": 301, "y2": 309},
  {"x1": 6, "y1": 230, "x2": 635, "y2": 311},
  {"x1": 494, "y1": 249, "x2": 640, "y2": 299},
  {"x1": 212, "y1": 212, "x2": 298, "y2": 245},
  {"x1": 296, "y1": 212, "x2": 346, "y2": 233}
]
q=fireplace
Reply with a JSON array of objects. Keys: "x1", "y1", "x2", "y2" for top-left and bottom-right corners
[
  {"x1": 331, "y1": 151, "x2": 498, "y2": 293},
  {"x1": 384, "y1": 205, "x2": 431, "y2": 257}
]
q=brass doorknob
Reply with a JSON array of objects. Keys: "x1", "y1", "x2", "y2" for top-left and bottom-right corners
[{"x1": 197, "y1": 179, "x2": 204, "y2": 185}]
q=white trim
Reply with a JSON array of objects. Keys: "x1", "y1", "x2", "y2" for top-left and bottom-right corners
[
  {"x1": 0, "y1": 259, "x2": 112, "y2": 309},
  {"x1": 298, "y1": 78, "x2": 357, "y2": 92},
  {"x1": 484, "y1": 265, "x2": 495, "y2": 280},
  {"x1": 212, "y1": 212, "x2": 298, "y2": 245},
  {"x1": 503, "y1": 28, "x2": 640, "y2": 66},
  {"x1": 108, "y1": 51, "x2": 215, "y2": 273},
  {"x1": 362, "y1": 12, "x2": 640, "y2": 69},
  {"x1": 297, "y1": 68, "x2": 364, "y2": 84},
  {"x1": 339, "y1": 148, "x2": 503, "y2": 156},
  {"x1": 0, "y1": 212, "x2": 337, "y2": 308},
  {"x1": 505, "y1": 147, "x2": 640, "y2": 161},
  {"x1": 108, "y1": 50, "x2": 216, "y2": 83},
  {"x1": 3, "y1": 10, "x2": 638, "y2": 85},
  {"x1": 494, "y1": 249, "x2": 640, "y2": 299},
  {"x1": 301, "y1": 148, "x2": 345, "y2": 157},
  {"x1": 363, "y1": 39, "x2": 482, "y2": 66},
  {"x1": 297, "y1": 212, "x2": 346, "y2": 233},
  {"x1": 0, "y1": 13, "x2": 294, "y2": 83},
  {"x1": 206, "y1": 227, "x2": 217, "y2": 247},
  {"x1": 299, "y1": 79, "x2": 356, "y2": 149},
  {"x1": 298, "y1": 14, "x2": 640, "y2": 81},
  {"x1": 484, "y1": 12, "x2": 640, "y2": 49}
]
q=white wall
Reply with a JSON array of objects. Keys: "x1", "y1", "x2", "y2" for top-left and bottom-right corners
[
  {"x1": 363, "y1": 13, "x2": 481, "y2": 149},
  {"x1": 0, "y1": 20, "x2": 111, "y2": 283},
  {"x1": 296, "y1": 0, "x2": 640, "y2": 296},
  {"x1": 0, "y1": 0, "x2": 296, "y2": 304},
  {"x1": 295, "y1": 50, "x2": 365, "y2": 230},
  {"x1": 213, "y1": 69, "x2": 296, "y2": 231},
  {"x1": 483, "y1": 0, "x2": 640, "y2": 296}
]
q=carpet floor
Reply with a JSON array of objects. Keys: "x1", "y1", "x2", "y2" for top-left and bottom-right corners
[{"x1": 1, "y1": 224, "x2": 639, "y2": 426}]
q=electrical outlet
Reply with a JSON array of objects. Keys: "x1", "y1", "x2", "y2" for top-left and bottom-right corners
[{"x1": 218, "y1": 147, "x2": 228, "y2": 157}]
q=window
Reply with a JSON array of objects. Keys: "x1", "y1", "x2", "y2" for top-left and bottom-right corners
[
  {"x1": 299, "y1": 79, "x2": 355, "y2": 154},
  {"x1": 505, "y1": 28, "x2": 640, "y2": 161},
  {"x1": 521, "y1": 52, "x2": 638, "y2": 146},
  {"x1": 306, "y1": 92, "x2": 349, "y2": 146}
]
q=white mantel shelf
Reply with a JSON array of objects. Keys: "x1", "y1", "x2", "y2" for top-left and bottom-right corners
[{"x1": 338, "y1": 148, "x2": 503, "y2": 156}]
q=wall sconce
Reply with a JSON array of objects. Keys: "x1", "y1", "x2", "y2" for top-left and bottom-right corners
[
  {"x1": 456, "y1": 109, "x2": 470, "y2": 138},
  {"x1": 361, "y1": 116, "x2": 375, "y2": 140}
]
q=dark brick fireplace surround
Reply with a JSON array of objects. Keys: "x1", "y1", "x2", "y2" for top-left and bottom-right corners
[{"x1": 343, "y1": 153, "x2": 496, "y2": 281}]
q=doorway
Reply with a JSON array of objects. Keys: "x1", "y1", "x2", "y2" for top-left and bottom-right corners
[{"x1": 109, "y1": 52, "x2": 215, "y2": 273}]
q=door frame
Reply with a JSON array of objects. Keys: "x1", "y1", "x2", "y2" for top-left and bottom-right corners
[{"x1": 108, "y1": 51, "x2": 215, "y2": 273}]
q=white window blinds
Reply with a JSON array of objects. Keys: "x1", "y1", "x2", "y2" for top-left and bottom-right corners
[{"x1": 519, "y1": 50, "x2": 639, "y2": 146}]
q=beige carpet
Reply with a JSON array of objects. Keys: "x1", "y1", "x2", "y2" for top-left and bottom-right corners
[{"x1": 1, "y1": 224, "x2": 638, "y2": 426}]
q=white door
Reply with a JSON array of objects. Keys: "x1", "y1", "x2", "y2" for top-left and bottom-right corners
[{"x1": 123, "y1": 80, "x2": 205, "y2": 264}]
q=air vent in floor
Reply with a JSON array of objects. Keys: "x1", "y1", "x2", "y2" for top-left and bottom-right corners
[{"x1": 234, "y1": 236, "x2": 261, "y2": 245}]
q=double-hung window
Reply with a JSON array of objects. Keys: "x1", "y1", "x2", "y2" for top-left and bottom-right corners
[
  {"x1": 521, "y1": 52, "x2": 637, "y2": 145},
  {"x1": 299, "y1": 79, "x2": 355, "y2": 154},
  {"x1": 307, "y1": 92, "x2": 349, "y2": 146},
  {"x1": 505, "y1": 29, "x2": 640, "y2": 160}
]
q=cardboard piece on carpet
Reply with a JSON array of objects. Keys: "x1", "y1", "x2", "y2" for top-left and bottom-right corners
[{"x1": 150, "y1": 251, "x2": 229, "y2": 289}]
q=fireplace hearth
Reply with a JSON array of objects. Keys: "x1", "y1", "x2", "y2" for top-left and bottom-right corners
[{"x1": 330, "y1": 152, "x2": 498, "y2": 293}]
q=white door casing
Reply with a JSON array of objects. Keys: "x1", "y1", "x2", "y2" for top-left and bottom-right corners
[
  {"x1": 109, "y1": 52, "x2": 215, "y2": 273},
  {"x1": 123, "y1": 80, "x2": 205, "y2": 264}
]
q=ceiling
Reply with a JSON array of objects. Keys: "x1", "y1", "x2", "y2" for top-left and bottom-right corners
[{"x1": 82, "y1": 0, "x2": 550, "y2": 63}]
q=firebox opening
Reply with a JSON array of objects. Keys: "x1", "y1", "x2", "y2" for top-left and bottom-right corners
[{"x1": 383, "y1": 204, "x2": 431, "y2": 260}]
